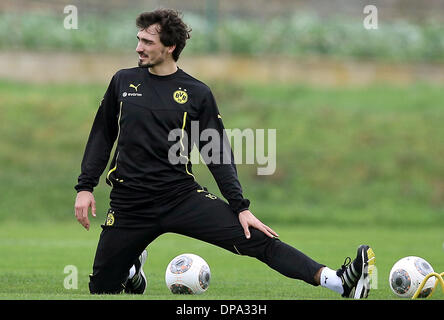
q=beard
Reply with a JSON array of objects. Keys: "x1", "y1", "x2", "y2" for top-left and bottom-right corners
[
  {"x1": 138, "y1": 61, "x2": 153, "y2": 68},
  {"x1": 138, "y1": 50, "x2": 166, "y2": 68},
  {"x1": 138, "y1": 59, "x2": 156, "y2": 68}
]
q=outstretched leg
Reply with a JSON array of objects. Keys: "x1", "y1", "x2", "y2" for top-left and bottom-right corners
[{"x1": 161, "y1": 190, "x2": 324, "y2": 286}]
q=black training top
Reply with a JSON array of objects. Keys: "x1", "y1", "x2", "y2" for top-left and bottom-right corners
[{"x1": 75, "y1": 67, "x2": 250, "y2": 214}]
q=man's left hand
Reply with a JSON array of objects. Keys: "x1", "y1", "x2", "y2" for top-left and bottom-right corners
[{"x1": 238, "y1": 210, "x2": 279, "y2": 239}]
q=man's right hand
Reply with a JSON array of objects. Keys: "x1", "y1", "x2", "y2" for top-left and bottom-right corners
[{"x1": 74, "y1": 191, "x2": 96, "y2": 231}]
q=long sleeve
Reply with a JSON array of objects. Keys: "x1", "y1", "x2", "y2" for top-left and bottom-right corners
[
  {"x1": 196, "y1": 90, "x2": 250, "y2": 214},
  {"x1": 75, "y1": 75, "x2": 119, "y2": 193}
]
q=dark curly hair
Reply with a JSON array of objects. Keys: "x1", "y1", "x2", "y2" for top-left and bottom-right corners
[{"x1": 136, "y1": 9, "x2": 191, "y2": 62}]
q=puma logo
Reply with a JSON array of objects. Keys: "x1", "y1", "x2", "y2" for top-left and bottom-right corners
[{"x1": 129, "y1": 83, "x2": 141, "y2": 92}]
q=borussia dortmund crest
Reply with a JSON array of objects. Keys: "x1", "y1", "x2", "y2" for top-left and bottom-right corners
[
  {"x1": 105, "y1": 212, "x2": 115, "y2": 226},
  {"x1": 173, "y1": 87, "x2": 188, "y2": 104}
]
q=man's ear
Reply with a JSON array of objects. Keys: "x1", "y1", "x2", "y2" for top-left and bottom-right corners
[{"x1": 167, "y1": 44, "x2": 176, "y2": 55}]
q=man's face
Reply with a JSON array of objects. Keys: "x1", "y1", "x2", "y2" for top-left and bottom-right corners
[{"x1": 136, "y1": 24, "x2": 171, "y2": 68}]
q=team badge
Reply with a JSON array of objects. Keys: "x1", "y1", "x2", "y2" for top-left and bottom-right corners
[
  {"x1": 105, "y1": 211, "x2": 115, "y2": 226},
  {"x1": 173, "y1": 87, "x2": 188, "y2": 104}
]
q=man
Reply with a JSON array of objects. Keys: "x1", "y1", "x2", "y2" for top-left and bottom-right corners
[{"x1": 74, "y1": 9, "x2": 375, "y2": 298}]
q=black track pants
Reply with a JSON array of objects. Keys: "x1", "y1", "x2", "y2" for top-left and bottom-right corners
[{"x1": 88, "y1": 190, "x2": 324, "y2": 294}]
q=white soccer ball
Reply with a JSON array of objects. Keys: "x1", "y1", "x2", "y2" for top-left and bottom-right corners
[
  {"x1": 165, "y1": 253, "x2": 211, "y2": 295},
  {"x1": 389, "y1": 256, "x2": 435, "y2": 298}
]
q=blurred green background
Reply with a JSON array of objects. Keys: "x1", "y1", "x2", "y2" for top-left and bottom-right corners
[
  {"x1": 1, "y1": 0, "x2": 444, "y2": 300},
  {"x1": 1, "y1": 0, "x2": 443, "y2": 227}
]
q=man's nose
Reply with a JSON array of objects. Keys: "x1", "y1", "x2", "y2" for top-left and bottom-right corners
[{"x1": 136, "y1": 42, "x2": 143, "y2": 53}]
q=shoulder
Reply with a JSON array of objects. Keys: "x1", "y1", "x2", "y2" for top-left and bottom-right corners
[
  {"x1": 113, "y1": 67, "x2": 145, "y2": 81},
  {"x1": 177, "y1": 68, "x2": 213, "y2": 97},
  {"x1": 106, "y1": 67, "x2": 146, "y2": 95}
]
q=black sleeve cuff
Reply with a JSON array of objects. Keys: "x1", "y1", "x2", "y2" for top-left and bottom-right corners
[
  {"x1": 74, "y1": 185, "x2": 94, "y2": 193},
  {"x1": 230, "y1": 198, "x2": 250, "y2": 214}
]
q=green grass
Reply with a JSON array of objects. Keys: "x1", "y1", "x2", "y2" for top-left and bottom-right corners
[
  {"x1": 0, "y1": 80, "x2": 443, "y2": 227},
  {"x1": 2, "y1": 10, "x2": 444, "y2": 62},
  {"x1": 0, "y1": 221, "x2": 443, "y2": 300},
  {"x1": 0, "y1": 79, "x2": 443, "y2": 300}
]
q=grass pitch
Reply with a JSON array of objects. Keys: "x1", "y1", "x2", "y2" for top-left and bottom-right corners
[
  {"x1": 0, "y1": 221, "x2": 442, "y2": 300},
  {"x1": 0, "y1": 79, "x2": 443, "y2": 302}
]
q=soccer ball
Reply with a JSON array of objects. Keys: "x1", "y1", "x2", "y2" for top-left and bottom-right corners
[
  {"x1": 389, "y1": 256, "x2": 435, "y2": 298},
  {"x1": 165, "y1": 253, "x2": 211, "y2": 294}
]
